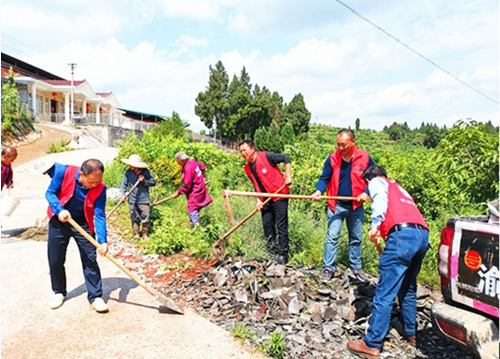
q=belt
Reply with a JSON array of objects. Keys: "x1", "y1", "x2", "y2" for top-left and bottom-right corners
[{"x1": 388, "y1": 223, "x2": 427, "y2": 236}]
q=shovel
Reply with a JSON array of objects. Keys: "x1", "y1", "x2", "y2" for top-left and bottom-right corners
[
  {"x1": 106, "y1": 179, "x2": 141, "y2": 219},
  {"x1": 213, "y1": 184, "x2": 287, "y2": 260},
  {"x1": 68, "y1": 217, "x2": 184, "y2": 314}
]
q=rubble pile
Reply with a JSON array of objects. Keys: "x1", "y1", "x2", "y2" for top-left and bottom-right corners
[{"x1": 109, "y1": 236, "x2": 476, "y2": 359}]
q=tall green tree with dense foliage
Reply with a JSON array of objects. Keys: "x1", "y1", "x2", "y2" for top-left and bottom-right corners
[
  {"x1": 226, "y1": 68, "x2": 253, "y2": 140},
  {"x1": 355, "y1": 118, "x2": 360, "y2": 131},
  {"x1": 195, "y1": 61, "x2": 230, "y2": 142},
  {"x1": 283, "y1": 93, "x2": 310, "y2": 138},
  {"x1": 151, "y1": 111, "x2": 186, "y2": 139}
]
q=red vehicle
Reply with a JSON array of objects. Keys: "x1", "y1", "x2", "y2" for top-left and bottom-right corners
[{"x1": 432, "y1": 206, "x2": 499, "y2": 359}]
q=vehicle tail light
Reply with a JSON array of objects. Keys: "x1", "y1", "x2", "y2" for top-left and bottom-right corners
[
  {"x1": 438, "y1": 226, "x2": 454, "y2": 287},
  {"x1": 435, "y1": 317, "x2": 467, "y2": 345}
]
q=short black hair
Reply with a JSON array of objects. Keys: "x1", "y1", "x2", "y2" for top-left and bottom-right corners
[
  {"x1": 239, "y1": 139, "x2": 255, "y2": 148},
  {"x1": 1, "y1": 146, "x2": 17, "y2": 157},
  {"x1": 337, "y1": 128, "x2": 355, "y2": 140},
  {"x1": 363, "y1": 165, "x2": 387, "y2": 182},
  {"x1": 81, "y1": 159, "x2": 105, "y2": 175}
]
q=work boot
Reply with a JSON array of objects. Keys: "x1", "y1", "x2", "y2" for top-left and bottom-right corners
[
  {"x1": 132, "y1": 223, "x2": 140, "y2": 240},
  {"x1": 346, "y1": 340, "x2": 380, "y2": 359},
  {"x1": 142, "y1": 223, "x2": 150, "y2": 240}
]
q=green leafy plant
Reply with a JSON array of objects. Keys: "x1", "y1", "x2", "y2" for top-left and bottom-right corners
[
  {"x1": 48, "y1": 139, "x2": 71, "y2": 153},
  {"x1": 258, "y1": 332, "x2": 286, "y2": 359},
  {"x1": 230, "y1": 323, "x2": 256, "y2": 340}
]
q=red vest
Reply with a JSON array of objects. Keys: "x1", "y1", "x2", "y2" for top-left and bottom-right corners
[
  {"x1": 47, "y1": 165, "x2": 105, "y2": 235},
  {"x1": 244, "y1": 152, "x2": 290, "y2": 202},
  {"x1": 378, "y1": 177, "x2": 428, "y2": 239},
  {"x1": 326, "y1": 147, "x2": 369, "y2": 211}
]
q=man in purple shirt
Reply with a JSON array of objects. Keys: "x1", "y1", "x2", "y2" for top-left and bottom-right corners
[
  {"x1": 1, "y1": 146, "x2": 18, "y2": 190},
  {"x1": 173, "y1": 152, "x2": 212, "y2": 227}
]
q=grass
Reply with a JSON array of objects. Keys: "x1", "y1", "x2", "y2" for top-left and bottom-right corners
[
  {"x1": 48, "y1": 139, "x2": 71, "y2": 153},
  {"x1": 258, "y1": 332, "x2": 286, "y2": 359},
  {"x1": 230, "y1": 323, "x2": 256, "y2": 341}
]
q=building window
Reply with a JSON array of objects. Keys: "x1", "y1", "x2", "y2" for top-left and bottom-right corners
[
  {"x1": 36, "y1": 95, "x2": 43, "y2": 114},
  {"x1": 18, "y1": 88, "x2": 28, "y2": 103}
]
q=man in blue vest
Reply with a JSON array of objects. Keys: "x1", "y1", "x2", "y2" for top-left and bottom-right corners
[
  {"x1": 347, "y1": 165, "x2": 429, "y2": 358},
  {"x1": 311, "y1": 129, "x2": 375, "y2": 282},
  {"x1": 239, "y1": 139, "x2": 292, "y2": 264},
  {"x1": 45, "y1": 159, "x2": 109, "y2": 313}
]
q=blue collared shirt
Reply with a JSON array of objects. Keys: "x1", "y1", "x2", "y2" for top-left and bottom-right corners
[
  {"x1": 367, "y1": 177, "x2": 389, "y2": 230},
  {"x1": 45, "y1": 165, "x2": 107, "y2": 243}
]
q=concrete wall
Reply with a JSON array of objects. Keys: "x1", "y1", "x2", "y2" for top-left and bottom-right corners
[{"x1": 84, "y1": 124, "x2": 143, "y2": 147}]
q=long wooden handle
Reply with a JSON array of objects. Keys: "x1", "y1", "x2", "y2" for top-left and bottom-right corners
[
  {"x1": 67, "y1": 217, "x2": 154, "y2": 296},
  {"x1": 214, "y1": 184, "x2": 287, "y2": 246},
  {"x1": 225, "y1": 190, "x2": 357, "y2": 201},
  {"x1": 223, "y1": 190, "x2": 235, "y2": 224},
  {"x1": 106, "y1": 179, "x2": 141, "y2": 218},
  {"x1": 152, "y1": 194, "x2": 176, "y2": 207},
  {"x1": 375, "y1": 238, "x2": 382, "y2": 255}
]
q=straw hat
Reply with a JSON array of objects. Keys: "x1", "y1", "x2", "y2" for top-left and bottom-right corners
[
  {"x1": 121, "y1": 154, "x2": 148, "y2": 168},
  {"x1": 32, "y1": 160, "x2": 55, "y2": 175}
]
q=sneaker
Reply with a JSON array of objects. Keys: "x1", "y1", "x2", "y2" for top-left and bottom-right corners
[
  {"x1": 91, "y1": 298, "x2": 109, "y2": 313},
  {"x1": 50, "y1": 293, "x2": 66, "y2": 310},
  {"x1": 352, "y1": 268, "x2": 369, "y2": 282},
  {"x1": 320, "y1": 267, "x2": 333, "y2": 282}
]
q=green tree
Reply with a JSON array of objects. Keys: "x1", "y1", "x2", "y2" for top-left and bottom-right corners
[
  {"x1": 227, "y1": 68, "x2": 252, "y2": 141},
  {"x1": 254, "y1": 121, "x2": 283, "y2": 152},
  {"x1": 281, "y1": 122, "x2": 296, "y2": 147},
  {"x1": 194, "y1": 61, "x2": 229, "y2": 142},
  {"x1": 283, "y1": 93, "x2": 310, "y2": 137},
  {"x1": 1, "y1": 67, "x2": 20, "y2": 120},
  {"x1": 434, "y1": 119, "x2": 499, "y2": 206},
  {"x1": 355, "y1": 118, "x2": 360, "y2": 131}
]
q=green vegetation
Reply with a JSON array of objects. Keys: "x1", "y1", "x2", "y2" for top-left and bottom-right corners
[
  {"x1": 1, "y1": 67, "x2": 34, "y2": 143},
  {"x1": 230, "y1": 323, "x2": 256, "y2": 341},
  {"x1": 258, "y1": 332, "x2": 286, "y2": 359},
  {"x1": 195, "y1": 61, "x2": 310, "y2": 144},
  {"x1": 48, "y1": 139, "x2": 71, "y2": 153},
  {"x1": 105, "y1": 118, "x2": 498, "y2": 286}
]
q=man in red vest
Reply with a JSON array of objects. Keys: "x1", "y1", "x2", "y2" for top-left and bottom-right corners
[
  {"x1": 312, "y1": 129, "x2": 375, "y2": 282},
  {"x1": 239, "y1": 139, "x2": 292, "y2": 264},
  {"x1": 347, "y1": 165, "x2": 429, "y2": 358},
  {"x1": 45, "y1": 159, "x2": 109, "y2": 313}
]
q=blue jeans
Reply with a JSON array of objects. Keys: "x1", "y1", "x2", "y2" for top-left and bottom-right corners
[
  {"x1": 364, "y1": 226, "x2": 429, "y2": 349},
  {"x1": 323, "y1": 204, "x2": 364, "y2": 271},
  {"x1": 48, "y1": 217, "x2": 103, "y2": 303}
]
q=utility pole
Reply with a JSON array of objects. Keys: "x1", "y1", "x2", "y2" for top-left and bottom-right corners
[{"x1": 68, "y1": 63, "x2": 77, "y2": 124}]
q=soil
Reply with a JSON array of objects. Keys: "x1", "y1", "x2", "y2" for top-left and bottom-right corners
[{"x1": 12, "y1": 123, "x2": 72, "y2": 166}]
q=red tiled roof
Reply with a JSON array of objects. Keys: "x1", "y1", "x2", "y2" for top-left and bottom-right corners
[
  {"x1": 43, "y1": 80, "x2": 86, "y2": 86},
  {"x1": 96, "y1": 92, "x2": 111, "y2": 97}
]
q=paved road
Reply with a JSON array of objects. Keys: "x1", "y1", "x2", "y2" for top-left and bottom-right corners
[{"x1": 1, "y1": 125, "x2": 264, "y2": 359}]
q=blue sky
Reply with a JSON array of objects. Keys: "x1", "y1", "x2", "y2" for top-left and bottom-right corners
[{"x1": 1, "y1": 0, "x2": 498, "y2": 132}]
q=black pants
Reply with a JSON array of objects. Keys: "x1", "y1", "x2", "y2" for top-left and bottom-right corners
[
  {"x1": 261, "y1": 199, "x2": 289, "y2": 255},
  {"x1": 48, "y1": 217, "x2": 103, "y2": 303}
]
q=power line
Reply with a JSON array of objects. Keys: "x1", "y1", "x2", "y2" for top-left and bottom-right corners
[{"x1": 333, "y1": 0, "x2": 499, "y2": 105}]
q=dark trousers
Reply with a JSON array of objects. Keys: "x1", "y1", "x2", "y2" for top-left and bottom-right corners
[
  {"x1": 48, "y1": 217, "x2": 103, "y2": 303},
  {"x1": 261, "y1": 199, "x2": 289, "y2": 255}
]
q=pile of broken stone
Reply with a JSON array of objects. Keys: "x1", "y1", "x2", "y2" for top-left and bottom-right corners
[{"x1": 109, "y1": 237, "x2": 475, "y2": 359}]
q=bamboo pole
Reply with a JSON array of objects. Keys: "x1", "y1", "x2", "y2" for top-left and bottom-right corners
[
  {"x1": 224, "y1": 190, "x2": 357, "y2": 201},
  {"x1": 107, "y1": 179, "x2": 141, "y2": 218}
]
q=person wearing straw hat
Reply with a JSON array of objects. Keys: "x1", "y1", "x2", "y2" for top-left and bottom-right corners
[
  {"x1": 120, "y1": 154, "x2": 156, "y2": 239},
  {"x1": 1, "y1": 146, "x2": 18, "y2": 190},
  {"x1": 173, "y1": 152, "x2": 212, "y2": 227}
]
